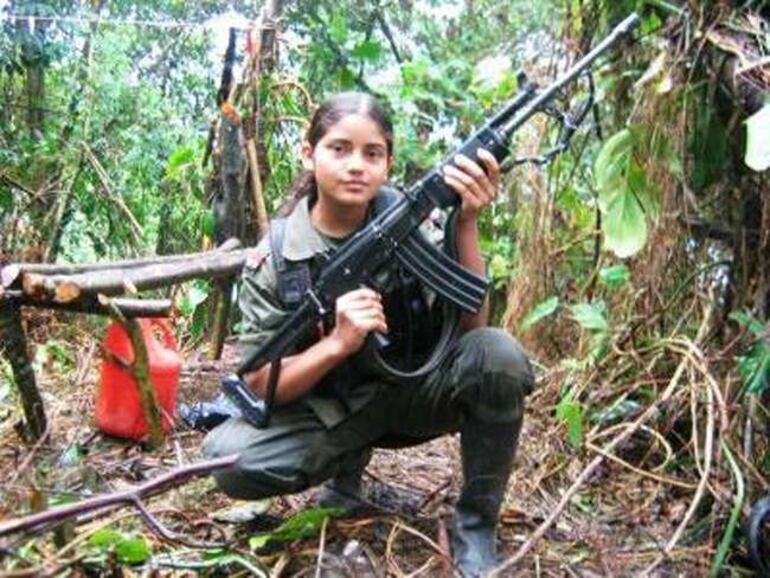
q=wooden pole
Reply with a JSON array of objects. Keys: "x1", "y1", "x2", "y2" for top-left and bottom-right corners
[
  {"x1": 0, "y1": 298, "x2": 47, "y2": 441},
  {"x1": 4, "y1": 292, "x2": 174, "y2": 317},
  {"x1": 20, "y1": 250, "x2": 248, "y2": 304},
  {"x1": 2, "y1": 237, "x2": 243, "y2": 289},
  {"x1": 103, "y1": 301, "x2": 164, "y2": 450},
  {"x1": 208, "y1": 277, "x2": 234, "y2": 360}
]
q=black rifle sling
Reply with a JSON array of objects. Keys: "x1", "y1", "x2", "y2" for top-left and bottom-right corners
[
  {"x1": 368, "y1": 188, "x2": 461, "y2": 381},
  {"x1": 261, "y1": 217, "x2": 314, "y2": 423}
]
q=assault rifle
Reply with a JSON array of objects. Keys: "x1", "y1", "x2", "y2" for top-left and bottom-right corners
[{"x1": 222, "y1": 14, "x2": 640, "y2": 428}]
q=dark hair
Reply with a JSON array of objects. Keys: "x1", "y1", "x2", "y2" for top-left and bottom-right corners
[{"x1": 279, "y1": 92, "x2": 394, "y2": 216}]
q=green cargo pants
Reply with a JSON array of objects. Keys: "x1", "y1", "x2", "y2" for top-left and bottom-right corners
[{"x1": 202, "y1": 328, "x2": 534, "y2": 499}]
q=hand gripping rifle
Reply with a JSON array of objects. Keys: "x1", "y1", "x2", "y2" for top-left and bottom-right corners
[{"x1": 222, "y1": 14, "x2": 640, "y2": 428}]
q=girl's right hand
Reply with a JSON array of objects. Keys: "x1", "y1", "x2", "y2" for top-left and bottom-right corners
[{"x1": 328, "y1": 287, "x2": 388, "y2": 355}]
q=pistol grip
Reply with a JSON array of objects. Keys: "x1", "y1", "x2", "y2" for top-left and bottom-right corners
[{"x1": 221, "y1": 373, "x2": 270, "y2": 428}]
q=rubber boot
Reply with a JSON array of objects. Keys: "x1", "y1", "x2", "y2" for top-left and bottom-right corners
[
  {"x1": 317, "y1": 448, "x2": 372, "y2": 513},
  {"x1": 452, "y1": 418, "x2": 521, "y2": 578}
]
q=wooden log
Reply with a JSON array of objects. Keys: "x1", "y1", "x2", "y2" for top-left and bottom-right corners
[
  {"x1": 0, "y1": 455, "x2": 238, "y2": 538},
  {"x1": 1, "y1": 238, "x2": 243, "y2": 289},
  {"x1": 124, "y1": 316, "x2": 164, "y2": 449},
  {"x1": 0, "y1": 298, "x2": 47, "y2": 441},
  {"x1": 4, "y1": 291, "x2": 173, "y2": 317},
  {"x1": 208, "y1": 277, "x2": 234, "y2": 360},
  {"x1": 21, "y1": 250, "x2": 249, "y2": 304}
]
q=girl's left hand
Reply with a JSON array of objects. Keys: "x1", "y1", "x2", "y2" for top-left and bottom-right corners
[{"x1": 442, "y1": 148, "x2": 501, "y2": 222}]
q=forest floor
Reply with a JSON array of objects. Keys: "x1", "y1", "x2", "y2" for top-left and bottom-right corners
[{"x1": 0, "y1": 320, "x2": 748, "y2": 577}]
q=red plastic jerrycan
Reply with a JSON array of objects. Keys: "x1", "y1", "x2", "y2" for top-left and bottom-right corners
[{"x1": 96, "y1": 318, "x2": 182, "y2": 441}]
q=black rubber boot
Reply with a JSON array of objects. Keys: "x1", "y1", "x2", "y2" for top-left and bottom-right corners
[
  {"x1": 453, "y1": 418, "x2": 521, "y2": 578},
  {"x1": 317, "y1": 448, "x2": 372, "y2": 512}
]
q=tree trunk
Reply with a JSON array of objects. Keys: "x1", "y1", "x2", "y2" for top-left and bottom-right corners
[
  {"x1": 213, "y1": 116, "x2": 247, "y2": 245},
  {"x1": 20, "y1": 20, "x2": 45, "y2": 139}
]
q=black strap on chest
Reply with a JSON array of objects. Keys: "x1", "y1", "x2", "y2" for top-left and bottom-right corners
[
  {"x1": 269, "y1": 189, "x2": 397, "y2": 309},
  {"x1": 270, "y1": 217, "x2": 313, "y2": 309}
]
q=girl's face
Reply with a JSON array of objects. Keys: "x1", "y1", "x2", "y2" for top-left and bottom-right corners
[{"x1": 302, "y1": 113, "x2": 392, "y2": 211}]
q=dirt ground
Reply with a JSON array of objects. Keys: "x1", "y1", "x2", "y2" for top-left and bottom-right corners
[{"x1": 0, "y1": 333, "x2": 742, "y2": 577}]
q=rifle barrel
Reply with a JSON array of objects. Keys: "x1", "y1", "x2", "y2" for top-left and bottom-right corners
[{"x1": 498, "y1": 13, "x2": 640, "y2": 139}]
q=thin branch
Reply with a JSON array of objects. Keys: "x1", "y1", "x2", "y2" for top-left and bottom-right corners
[
  {"x1": 0, "y1": 454, "x2": 238, "y2": 538},
  {"x1": 81, "y1": 142, "x2": 144, "y2": 243},
  {"x1": 375, "y1": 8, "x2": 402, "y2": 64},
  {"x1": 131, "y1": 497, "x2": 227, "y2": 548},
  {"x1": 102, "y1": 300, "x2": 164, "y2": 449}
]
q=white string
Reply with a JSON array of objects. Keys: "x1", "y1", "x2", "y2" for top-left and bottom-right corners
[{"x1": 1, "y1": 12, "x2": 253, "y2": 31}]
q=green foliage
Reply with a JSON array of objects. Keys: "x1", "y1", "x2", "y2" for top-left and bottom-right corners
[
  {"x1": 0, "y1": 2, "x2": 216, "y2": 260},
  {"x1": 570, "y1": 302, "x2": 609, "y2": 333},
  {"x1": 248, "y1": 507, "x2": 342, "y2": 550},
  {"x1": 32, "y1": 340, "x2": 74, "y2": 374},
  {"x1": 88, "y1": 529, "x2": 153, "y2": 565},
  {"x1": 569, "y1": 302, "x2": 611, "y2": 365},
  {"x1": 730, "y1": 311, "x2": 770, "y2": 394},
  {"x1": 178, "y1": 280, "x2": 212, "y2": 343},
  {"x1": 521, "y1": 296, "x2": 561, "y2": 331},
  {"x1": 594, "y1": 128, "x2": 655, "y2": 258},
  {"x1": 598, "y1": 264, "x2": 631, "y2": 289},
  {"x1": 556, "y1": 391, "x2": 584, "y2": 449}
]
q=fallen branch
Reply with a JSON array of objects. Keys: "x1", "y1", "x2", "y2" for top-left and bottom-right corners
[
  {"x1": 0, "y1": 454, "x2": 238, "y2": 539},
  {"x1": 21, "y1": 250, "x2": 249, "y2": 303},
  {"x1": 5, "y1": 291, "x2": 173, "y2": 317},
  {"x1": 1, "y1": 238, "x2": 242, "y2": 289}
]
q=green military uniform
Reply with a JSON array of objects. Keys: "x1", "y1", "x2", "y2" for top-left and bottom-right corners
[{"x1": 202, "y1": 192, "x2": 534, "y2": 576}]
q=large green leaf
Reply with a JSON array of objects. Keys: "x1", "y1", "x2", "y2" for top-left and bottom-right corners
[
  {"x1": 249, "y1": 507, "x2": 341, "y2": 550},
  {"x1": 570, "y1": 302, "x2": 609, "y2": 333},
  {"x1": 602, "y1": 181, "x2": 648, "y2": 258},
  {"x1": 599, "y1": 264, "x2": 631, "y2": 289},
  {"x1": 520, "y1": 296, "x2": 560, "y2": 331},
  {"x1": 556, "y1": 394, "x2": 583, "y2": 449},
  {"x1": 595, "y1": 129, "x2": 634, "y2": 187},
  {"x1": 595, "y1": 128, "x2": 651, "y2": 258}
]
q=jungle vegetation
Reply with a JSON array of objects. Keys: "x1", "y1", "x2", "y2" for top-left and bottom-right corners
[{"x1": 1, "y1": 0, "x2": 769, "y2": 575}]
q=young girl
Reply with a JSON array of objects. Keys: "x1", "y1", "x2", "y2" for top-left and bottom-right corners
[{"x1": 203, "y1": 92, "x2": 534, "y2": 577}]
